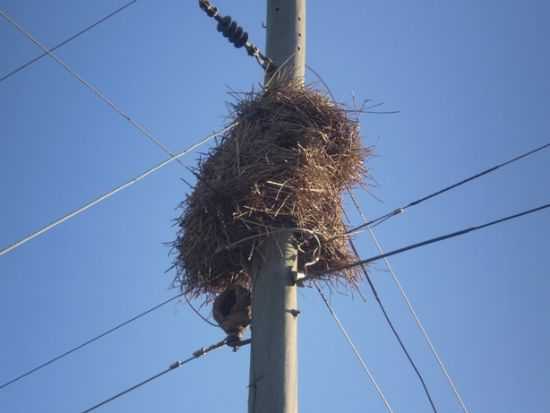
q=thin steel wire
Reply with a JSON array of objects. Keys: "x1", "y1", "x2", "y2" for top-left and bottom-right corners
[
  {"x1": 0, "y1": 124, "x2": 235, "y2": 257},
  {"x1": 0, "y1": 294, "x2": 182, "y2": 390},
  {"x1": 346, "y1": 141, "x2": 550, "y2": 235},
  {"x1": 0, "y1": 7, "x2": 196, "y2": 180},
  {"x1": 350, "y1": 192, "x2": 470, "y2": 413},
  {"x1": 314, "y1": 282, "x2": 395, "y2": 413},
  {"x1": 343, "y1": 206, "x2": 438, "y2": 413},
  {"x1": 0, "y1": 274, "x2": 235, "y2": 389},
  {"x1": 333, "y1": 201, "x2": 550, "y2": 273},
  {"x1": 0, "y1": 1, "x2": 137, "y2": 84},
  {"x1": 79, "y1": 338, "x2": 247, "y2": 413}
]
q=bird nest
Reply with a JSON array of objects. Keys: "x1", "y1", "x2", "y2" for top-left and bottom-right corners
[{"x1": 173, "y1": 84, "x2": 369, "y2": 298}]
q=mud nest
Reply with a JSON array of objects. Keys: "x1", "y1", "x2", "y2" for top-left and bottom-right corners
[{"x1": 173, "y1": 84, "x2": 370, "y2": 298}]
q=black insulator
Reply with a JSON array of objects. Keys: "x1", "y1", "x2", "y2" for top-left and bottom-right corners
[
  {"x1": 199, "y1": 0, "x2": 217, "y2": 17},
  {"x1": 216, "y1": 15, "x2": 248, "y2": 48}
]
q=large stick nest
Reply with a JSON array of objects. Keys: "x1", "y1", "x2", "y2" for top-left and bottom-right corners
[{"x1": 173, "y1": 84, "x2": 369, "y2": 298}]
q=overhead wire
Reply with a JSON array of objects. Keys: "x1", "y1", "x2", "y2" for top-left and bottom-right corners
[
  {"x1": 9, "y1": 181, "x2": 544, "y2": 396},
  {"x1": 4, "y1": 8, "x2": 546, "y2": 411},
  {"x1": 343, "y1": 207, "x2": 439, "y2": 413},
  {"x1": 314, "y1": 282, "x2": 395, "y2": 413},
  {"x1": 326, "y1": 201, "x2": 550, "y2": 275},
  {"x1": 0, "y1": 123, "x2": 235, "y2": 257},
  {"x1": 349, "y1": 191, "x2": 470, "y2": 413},
  {"x1": 0, "y1": 294, "x2": 183, "y2": 390},
  {"x1": 0, "y1": 4, "x2": 227, "y2": 333},
  {"x1": 307, "y1": 62, "x2": 457, "y2": 411},
  {"x1": 79, "y1": 337, "x2": 250, "y2": 413},
  {"x1": 0, "y1": 6, "x2": 198, "y2": 186},
  {"x1": 0, "y1": 273, "x2": 234, "y2": 390},
  {"x1": 346, "y1": 141, "x2": 550, "y2": 235},
  {"x1": 0, "y1": 0, "x2": 137, "y2": 84}
]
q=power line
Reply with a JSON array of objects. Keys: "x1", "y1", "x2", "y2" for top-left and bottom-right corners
[
  {"x1": 0, "y1": 7, "x2": 195, "y2": 170},
  {"x1": 0, "y1": 124, "x2": 234, "y2": 257},
  {"x1": 79, "y1": 337, "x2": 250, "y2": 413},
  {"x1": 1, "y1": 3, "x2": 223, "y2": 333},
  {"x1": 346, "y1": 141, "x2": 550, "y2": 234},
  {"x1": 0, "y1": 1, "x2": 137, "y2": 84},
  {"x1": 0, "y1": 275, "x2": 231, "y2": 390},
  {"x1": 0, "y1": 4, "x2": 201, "y2": 187},
  {"x1": 348, "y1": 191, "x2": 470, "y2": 413},
  {"x1": 27, "y1": 199, "x2": 544, "y2": 395},
  {"x1": 0, "y1": 294, "x2": 183, "y2": 390},
  {"x1": 314, "y1": 282, "x2": 395, "y2": 413},
  {"x1": 344, "y1": 208, "x2": 439, "y2": 413},
  {"x1": 309, "y1": 64, "x2": 441, "y2": 411},
  {"x1": 331, "y1": 201, "x2": 550, "y2": 274}
]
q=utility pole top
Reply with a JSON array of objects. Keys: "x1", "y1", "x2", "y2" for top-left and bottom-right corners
[{"x1": 265, "y1": 0, "x2": 306, "y2": 84}]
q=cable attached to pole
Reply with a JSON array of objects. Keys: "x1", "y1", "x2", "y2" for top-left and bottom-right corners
[
  {"x1": 79, "y1": 337, "x2": 250, "y2": 413},
  {"x1": 0, "y1": 294, "x2": 184, "y2": 390},
  {"x1": 347, "y1": 201, "x2": 550, "y2": 271},
  {"x1": 303, "y1": 201, "x2": 550, "y2": 282}
]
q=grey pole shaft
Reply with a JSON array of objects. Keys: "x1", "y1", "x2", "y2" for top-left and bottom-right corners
[{"x1": 248, "y1": 2, "x2": 306, "y2": 413}]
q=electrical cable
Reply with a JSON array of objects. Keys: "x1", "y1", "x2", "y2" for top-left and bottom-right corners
[
  {"x1": 0, "y1": 274, "x2": 233, "y2": 390},
  {"x1": 0, "y1": 294, "x2": 182, "y2": 390},
  {"x1": 329, "y1": 201, "x2": 550, "y2": 275},
  {"x1": 314, "y1": 282, "x2": 395, "y2": 413},
  {"x1": 306, "y1": 63, "x2": 459, "y2": 410},
  {"x1": 0, "y1": 1, "x2": 137, "y2": 84},
  {"x1": 79, "y1": 337, "x2": 250, "y2": 413},
  {"x1": 348, "y1": 192, "x2": 471, "y2": 413},
  {"x1": 0, "y1": 123, "x2": 235, "y2": 257},
  {"x1": 346, "y1": 142, "x2": 550, "y2": 235},
  {"x1": 0, "y1": 5, "x2": 229, "y2": 330},
  {"x1": 344, "y1": 208, "x2": 439, "y2": 413},
  {"x1": 0, "y1": 7, "x2": 198, "y2": 178}
]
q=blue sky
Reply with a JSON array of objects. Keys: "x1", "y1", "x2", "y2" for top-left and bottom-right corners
[{"x1": 1, "y1": 0, "x2": 549, "y2": 412}]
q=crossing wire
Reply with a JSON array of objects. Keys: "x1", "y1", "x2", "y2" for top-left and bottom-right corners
[
  {"x1": 344, "y1": 209, "x2": 439, "y2": 413},
  {"x1": 0, "y1": 124, "x2": 235, "y2": 257},
  {"x1": 0, "y1": 1, "x2": 137, "y2": 84},
  {"x1": 0, "y1": 6, "x2": 199, "y2": 182},
  {"x1": 314, "y1": 282, "x2": 395, "y2": 413},
  {"x1": 3, "y1": 9, "x2": 546, "y2": 410},
  {"x1": 348, "y1": 191, "x2": 471, "y2": 413},
  {"x1": 346, "y1": 141, "x2": 550, "y2": 234},
  {"x1": 79, "y1": 338, "x2": 250, "y2": 413}
]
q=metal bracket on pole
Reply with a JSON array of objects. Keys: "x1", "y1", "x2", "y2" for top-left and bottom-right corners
[{"x1": 292, "y1": 271, "x2": 307, "y2": 287}]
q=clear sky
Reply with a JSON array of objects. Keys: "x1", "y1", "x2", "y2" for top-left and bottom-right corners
[{"x1": 1, "y1": 1, "x2": 549, "y2": 412}]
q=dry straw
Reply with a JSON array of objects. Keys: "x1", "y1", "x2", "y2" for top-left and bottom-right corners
[{"x1": 173, "y1": 83, "x2": 369, "y2": 298}]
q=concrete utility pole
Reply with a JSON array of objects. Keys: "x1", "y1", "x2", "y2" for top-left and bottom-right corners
[{"x1": 248, "y1": 1, "x2": 306, "y2": 413}]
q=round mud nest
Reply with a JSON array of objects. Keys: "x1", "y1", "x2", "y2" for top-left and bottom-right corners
[{"x1": 173, "y1": 84, "x2": 370, "y2": 298}]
